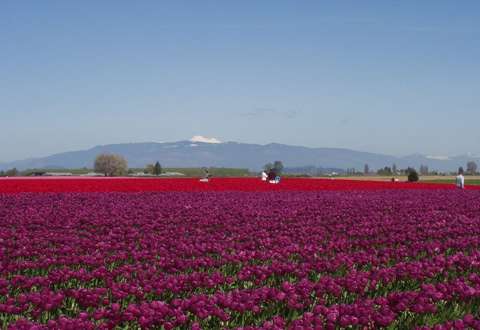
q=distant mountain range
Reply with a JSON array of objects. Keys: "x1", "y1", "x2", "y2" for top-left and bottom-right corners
[{"x1": 1, "y1": 138, "x2": 478, "y2": 172}]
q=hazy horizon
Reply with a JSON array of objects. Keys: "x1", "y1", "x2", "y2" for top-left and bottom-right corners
[
  {"x1": 2, "y1": 136, "x2": 480, "y2": 165},
  {"x1": 1, "y1": 1, "x2": 479, "y2": 162}
]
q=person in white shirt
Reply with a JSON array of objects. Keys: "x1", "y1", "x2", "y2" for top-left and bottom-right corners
[
  {"x1": 200, "y1": 168, "x2": 211, "y2": 182},
  {"x1": 261, "y1": 171, "x2": 268, "y2": 181},
  {"x1": 456, "y1": 169, "x2": 465, "y2": 189}
]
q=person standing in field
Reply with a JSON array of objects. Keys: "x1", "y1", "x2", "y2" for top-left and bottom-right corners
[
  {"x1": 274, "y1": 174, "x2": 281, "y2": 184},
  {"x1": 200, "y1": 168, "x2": 211, "y2": 182},
  {"x1": 261, "y1": 171, "x2": 268, "y2": 181},
  {"x1": 456, "y1": 168, "x2": 465, "y2": 189}
]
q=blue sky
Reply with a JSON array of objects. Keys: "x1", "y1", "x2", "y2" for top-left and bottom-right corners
[{"x1": 1, "y1": 1, "x2": 479, "y2": 162}]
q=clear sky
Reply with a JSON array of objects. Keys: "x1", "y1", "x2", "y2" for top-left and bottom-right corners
[{"x1": 1, "y1": 1, "x2": 479, "y2": 162}]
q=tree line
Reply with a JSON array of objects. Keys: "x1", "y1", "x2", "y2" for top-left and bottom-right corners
[
  {"x1": 1, "y1": 155, "x2": 479, "y2": 178},
  {"x1": 362, "y1": 161, "x2": 479, "y2": 177}
]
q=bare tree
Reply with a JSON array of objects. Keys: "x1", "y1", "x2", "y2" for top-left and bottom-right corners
[
  {"x1": 419, "y1": 165, "x2": 429, "y2": 176},
  {"x1": 94, "y1": 154, "x2": 128, "y2": 176},
  {"x1": 466, "y1": 161, "x2": 478, "y2": 175},
  {"x1": 144, "y1": 164, "x2": 154, "y2": 174},
  {"x1": 5, "y1": 168, "x2": 19, "y2": 177},
  {"x1": 364, "y1": 164, "x2": 370, "y2": 175},
  {"x1": 392, "y1": 163, "x2": 397, "y2": 175}
]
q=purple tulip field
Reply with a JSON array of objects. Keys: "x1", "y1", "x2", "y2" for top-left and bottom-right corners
[{"x1": 1, "y1": 188, "x2": 480, "y2": 329}]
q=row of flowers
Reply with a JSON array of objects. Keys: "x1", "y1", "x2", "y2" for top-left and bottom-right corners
[
  {"x1": 1, "y1": 177, "x2": 476, "y2": 194},
  {"x1": 1, "y1": 190, "x2": 480, "y2": 328}
]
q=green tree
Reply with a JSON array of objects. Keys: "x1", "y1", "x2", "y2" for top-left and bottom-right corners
[
  {"x1": 273, "y1": 160, "x2": 284, "y2": 175},
  {"x1": 407, "y1": 168, "x2": 419, "y2": 182},
  {"x1": 466, "y1": 161, "x2": 478, "y2": 175},
  {"x1": 263, "y1": 163, "x2": 273, "y2": 172},
  {"x1": 377, "y1": 166, "x2": 392, "y2": 175},
  {"x1": 153, "y1": 161, "x2": 162, "y2": 176}
]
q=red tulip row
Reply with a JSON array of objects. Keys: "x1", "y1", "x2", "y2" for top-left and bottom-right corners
[{"x1": 1, "y1": 177, "x2": 478, "y2": 194}]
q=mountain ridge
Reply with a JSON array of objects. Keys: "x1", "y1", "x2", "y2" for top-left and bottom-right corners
[{"x1": 1, "y1": 140, "x2": 478, "y2": 172}]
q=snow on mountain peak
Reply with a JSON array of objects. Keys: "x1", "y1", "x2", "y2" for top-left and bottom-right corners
[
  {"x1": 189, "y1": 136, "x2": 222, "y2": 144},
  {"x1": 426, "y1": 155, "x2": 450, "y2": 161}
]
